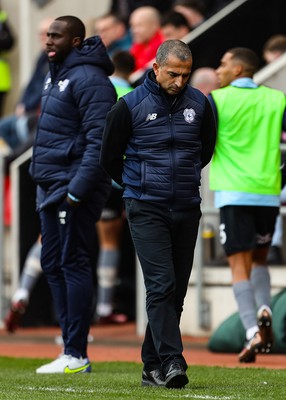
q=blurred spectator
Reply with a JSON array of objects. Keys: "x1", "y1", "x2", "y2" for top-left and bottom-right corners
[
  {"x1": 190, "y1": 67, "x2": 219, "y2": 95},
  {"x1": 109, "y1": 50, "x2": 135, "y2": 96},
  {"x1": 2, "y1": 16, "x2": 52, "y2": 242},
  {"x1": 3, "y1": 17, "x2": 53, "y2": 333},
  {"x1": 190, "y1": 67, "x2": 220, "y2": 266},
  {"x1": 161, "y1": 10, "x2": 191, "y2": 40},
  {"x1": 262, "y1": 34, "x2": 286, "y2": 64},
  {"x1": 95, "y1": 51, "x2": 135, "y2": 324},
  {"x1": 93, "y1": 13, "x2": 132, "y2": 57},
  {"x1": 110, "y1": 0, "x2": 175, "y2": 21},
  {"x1": 262, "y1": 34, "x2": 286, "y2": 265},
  {"x1": 5, "y1": 236, "x2": 42, "y2": 333},
  {"x1": 267, "y1": 186, "x2": 286, "y2": 265},
  {"x1": 129, "y1": 6, "x2": 165, "y2": 71},
  {"x1": 174, "y1": 0, "x2": 206, "y2": 30},
  {"x1": 0, "y1": 4, "x2": 14, "y2": 116},
  {"x1": 0, "y1": 17, "x2": 52, "y2": 150}
]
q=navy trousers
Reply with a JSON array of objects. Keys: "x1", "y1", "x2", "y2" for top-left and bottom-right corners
[
  {"x1": 39, "y1": 199, "x2": 95, "y2": 358},
  {"x1": 124, "y1": 199, "x2": 201, "y2": 373}
]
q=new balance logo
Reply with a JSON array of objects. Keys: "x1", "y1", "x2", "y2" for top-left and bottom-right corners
[
  {"x1": 146, "y1": 113, "x2": 157, "y2": 121},
  {"x1": 59, "y1": 210, "x2": 67, "y2": 224}
]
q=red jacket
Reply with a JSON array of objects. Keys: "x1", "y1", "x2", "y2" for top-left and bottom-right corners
[{"x1": 130, "y1": 30, "x2": 165, "y2": 71}]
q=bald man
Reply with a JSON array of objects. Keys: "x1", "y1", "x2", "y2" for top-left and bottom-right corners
[
  {"x1": 190, "y1": 67, "x2": 219, "y2": 96},
  {"x1": 129, "y1": 6, "x2": 165, "y2": 71}
]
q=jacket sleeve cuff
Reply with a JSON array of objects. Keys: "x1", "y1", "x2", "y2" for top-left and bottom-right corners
[{"x1": 67, "y1": 192, "x2": 81, "y2": 202}]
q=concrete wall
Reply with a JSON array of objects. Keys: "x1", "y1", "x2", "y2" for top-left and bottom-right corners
[{"x1": 181, "y1": 266, "x2": 286, "y2": 337}]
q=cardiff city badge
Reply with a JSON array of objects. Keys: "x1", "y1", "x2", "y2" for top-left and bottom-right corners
[{"x1": 183, "y1": 108, "x2": 196, "y2": 124}]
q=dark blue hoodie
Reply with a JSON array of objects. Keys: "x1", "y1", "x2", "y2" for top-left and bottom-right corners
[{"x1": 30, "y1": 36, "x2": 117, "y2": 216}]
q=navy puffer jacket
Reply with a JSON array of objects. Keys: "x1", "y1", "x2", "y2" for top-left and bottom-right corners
[
  {"x1": 30, "y1": 36, "x2": 117, "y2": 215},
  {"x1": 122, "y1": 76, "x2": 205, "y2": 209},
  {"x1": 101, "y1": 71, "x2": 216, "y2": 211}
]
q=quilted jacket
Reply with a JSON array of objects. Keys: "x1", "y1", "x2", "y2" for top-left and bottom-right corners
[
  {"x1": 30, "y1": 36, "x2": 117, "y2": 214},
  {"x1": 101, "y1": 71, "x2": 217, "y2": 211}
]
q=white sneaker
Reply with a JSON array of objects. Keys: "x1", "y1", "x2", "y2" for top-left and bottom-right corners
[{"x1": 36, "y1": 354, "x2": 91, "y2": 374}]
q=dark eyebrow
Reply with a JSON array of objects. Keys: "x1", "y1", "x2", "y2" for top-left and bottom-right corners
[
  {"x1": 47, "y1": 31, "x2": 63, "y2": 37},
  {"x1": 169, "y1": 71, "x2": 191, "y2": 77}
]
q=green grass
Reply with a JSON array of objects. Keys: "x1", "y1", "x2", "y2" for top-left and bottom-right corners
[{"x1": 0, "y1": 357, "x2": 286, "y2": 399}]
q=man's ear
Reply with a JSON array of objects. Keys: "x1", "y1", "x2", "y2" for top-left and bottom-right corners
[
  {"x1": 72, "y1": 36, "x2": 82, "y2": 48},
  {"x1": 153, "y1": 62, "x2": 159, "y2": 76},
  {"x1": 234, "y1": 64, "x2": 243, "y2": 77}
]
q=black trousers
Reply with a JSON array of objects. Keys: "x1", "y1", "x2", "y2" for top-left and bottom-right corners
[{"x1": 124, "y1": 199, "x2": 201, "y2": 372}]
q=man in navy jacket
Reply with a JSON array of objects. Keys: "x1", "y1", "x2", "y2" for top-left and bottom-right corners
[
  {"x1": 30, "y1": 15, "x2": 117, "y2": 374},
  {"x1": 101, "y1": 39, "x2": 216, "y2": 388}
]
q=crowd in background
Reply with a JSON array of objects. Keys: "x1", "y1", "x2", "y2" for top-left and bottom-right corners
[{"x1": 89, "y1": 0, "x2": 235, "y2": 74}]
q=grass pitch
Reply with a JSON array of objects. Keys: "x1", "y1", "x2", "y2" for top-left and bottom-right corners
[{"x1": 0, "y1": 357, "x2": 286, "y2": 399}]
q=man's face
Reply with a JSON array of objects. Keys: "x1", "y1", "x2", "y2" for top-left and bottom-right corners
[
  {"x1": 130, "y1": 12, "x2": 158, "y2": 44},
  {"x1": 94, "y1": 16, "x2": 123, "y2": 47},
  {"x1": 46, "y1": 20, "x2": 78, "y2": 63},
  {"x1": 216, "y1": 52, "x2": 239, "y2": 88},
  {"x1": 161, "y1": 24, "x2": 190, "y2": 41},
  {"x1": 263, "y1": 49, "x2": 282, "y2": 64},
  {"x1": 153, "y1": 54, "x2": 192, "y2": 96}
]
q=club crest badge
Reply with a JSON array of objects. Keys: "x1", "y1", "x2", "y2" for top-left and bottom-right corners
[
  {"x1": 58, "y1": 79, "x2": 70, "y2": 92},
  {"x1": 183, "y1": 108, "x2": 196, "y2": 124}
]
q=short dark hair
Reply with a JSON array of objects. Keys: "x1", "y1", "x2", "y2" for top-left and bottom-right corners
[
  {"x1": 174, "y1": 0, "x2": 206, "y2": 16},
  {"x1": 99, "y1": 12, "x2": 129, "y2": 28},
  {"x1": 227, "y1": 47, "x2": 260, "y2": 75},
  {"x1": 263, "y1": 34, "x2": 286, "y2": 54},
  {"x1": 156, "y1": 39, "x2": 192, "y2": 65},
  {"x1": 112, "y1": 51, "x2": 135, "y2": 75},
  {"x1": 55, "y1": 15, "x2": 86, "y2": 42},
  {"x1": 161, "y1": 11, "x2": 190, "y2": 30}
]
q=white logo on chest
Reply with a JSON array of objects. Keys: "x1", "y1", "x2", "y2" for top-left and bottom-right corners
[
  {"x1": 183, "y1": 108, "x2": 196, "y2": 124},
  {"x1": 146, "y1": 113, "x2": 157, "y2": 121},
  {"x1": 58, "y1": 79, "x2": 70, "y2": 92}
]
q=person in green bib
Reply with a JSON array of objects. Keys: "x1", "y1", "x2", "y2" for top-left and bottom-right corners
[{"x1": 208, "y1": 47, "x2": 286, "y2": 363}]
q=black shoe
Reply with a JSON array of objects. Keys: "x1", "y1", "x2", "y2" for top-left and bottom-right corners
[
  {"x1": 141, "y1": 369, "x2": 165, "y2": 387},
  {"x1": 257, "y1": 308, "x2": 273, "y2": 353},
  {"x1": 164, "y1": 362, "x2": 189, "y2": 389},
  {"x1": 238, "y1": 332, "x2": 263, "y2": 363}
]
